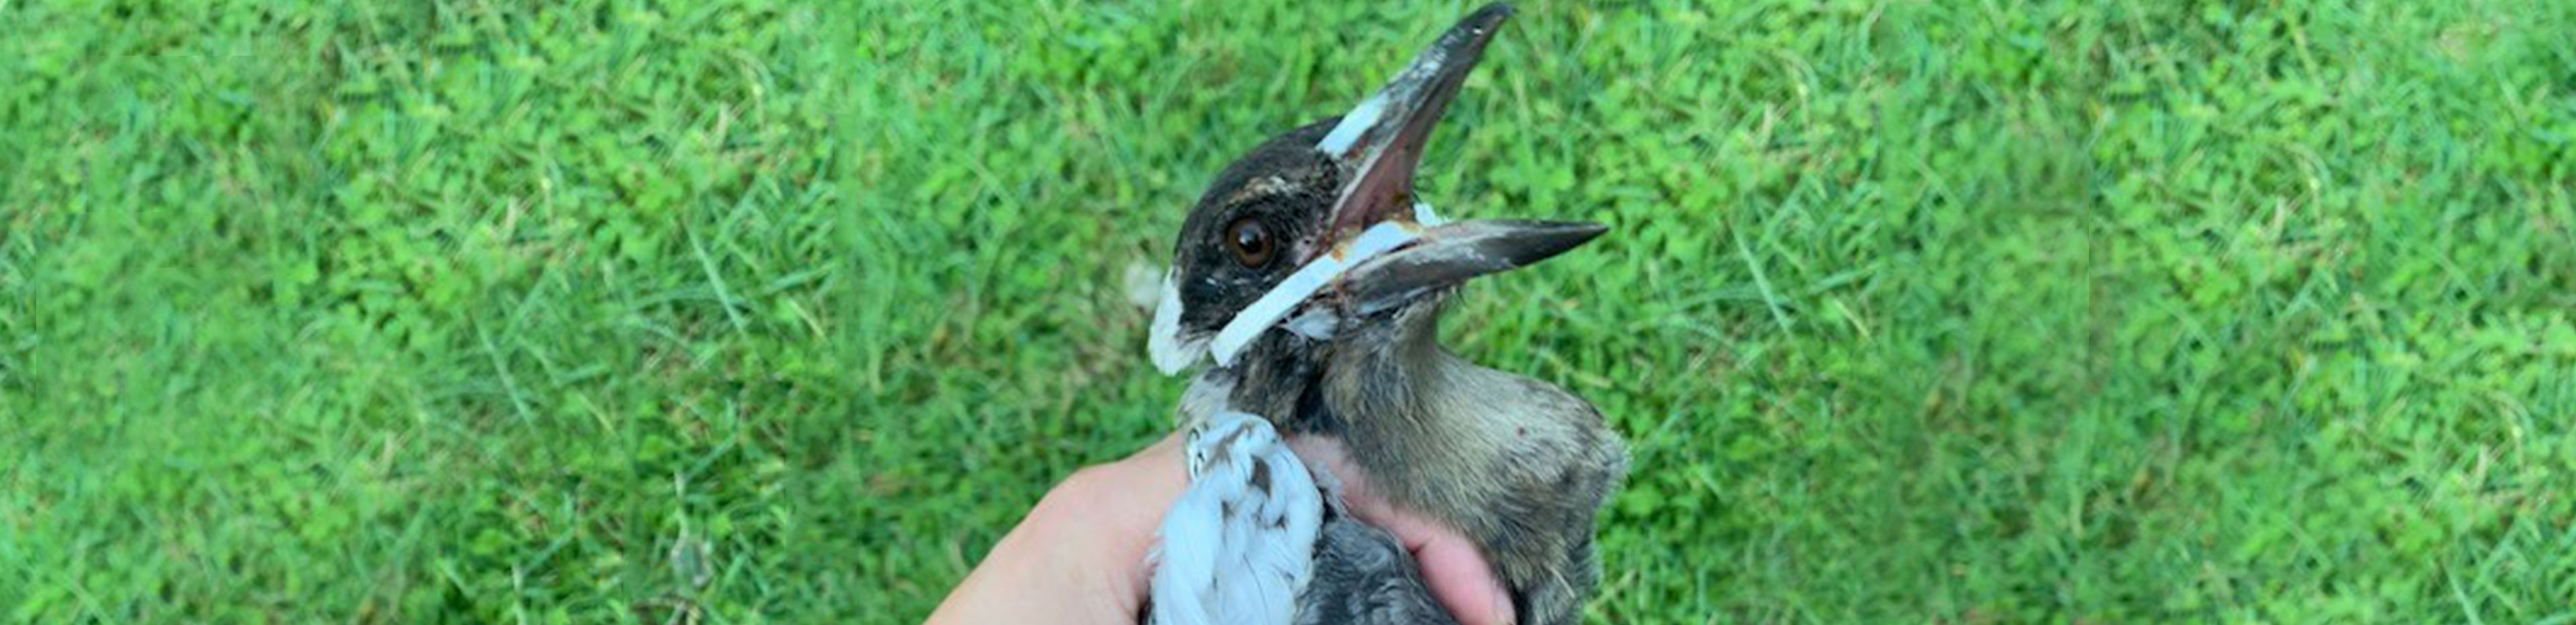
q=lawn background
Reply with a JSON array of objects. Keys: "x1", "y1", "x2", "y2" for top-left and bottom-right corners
[{"x1": 5, "y1": 0, "x2": 2575, "y2": 623}]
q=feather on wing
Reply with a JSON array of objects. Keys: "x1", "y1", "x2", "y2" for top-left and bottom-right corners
[{"x1": 1149, "y1": 412, "x2": 1326, "y2": 625}]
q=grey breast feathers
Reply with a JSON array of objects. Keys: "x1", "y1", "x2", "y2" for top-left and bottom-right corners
[{"x1": 1295, "y1": 514, "x2": 1460, "y2": 625}]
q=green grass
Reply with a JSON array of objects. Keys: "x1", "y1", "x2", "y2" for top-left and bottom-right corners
[{"x1": 5, "y1": 0, "x2": 2575, "y2": 622}]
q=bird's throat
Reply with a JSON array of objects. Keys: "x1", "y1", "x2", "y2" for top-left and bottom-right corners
[
  {"x1": 1223, "y1": 299, "x2": 1499, "y2": 527},
  {"x1": 1316, "y1": 302, "x2": 1502, "y2": 525}
]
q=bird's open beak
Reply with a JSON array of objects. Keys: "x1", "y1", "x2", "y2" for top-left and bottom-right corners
[
  {"x1": 1309, "y1": 3, "x2": 1514, "y2": 254},
  {"x1": 1309, "y1": 3, "x2": 1603, "y2": 311}
]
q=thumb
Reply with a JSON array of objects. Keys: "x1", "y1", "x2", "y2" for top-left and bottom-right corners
[{"x1": 1373, "y1": 510, "x2": 1517, "y2": 625}]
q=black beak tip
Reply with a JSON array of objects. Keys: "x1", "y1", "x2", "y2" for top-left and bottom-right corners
[
  {"x1": 1524, "y1": 220, "x2": 1610, "y2": 260},
  {"x1": 1449, "y1": 3, "x2": 1516, "y2": 58}
]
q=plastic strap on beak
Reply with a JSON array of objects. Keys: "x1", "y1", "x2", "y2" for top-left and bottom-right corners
[{"x1": 1209, "y1": 221, "x2": 1422, "y2": 366}]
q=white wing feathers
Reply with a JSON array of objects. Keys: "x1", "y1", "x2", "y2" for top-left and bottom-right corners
[{"x1": 1148, "y1": 412, "x2": 1326, "y2": 625}]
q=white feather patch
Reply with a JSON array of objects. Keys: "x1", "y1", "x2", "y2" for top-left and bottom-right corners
[
  {"x1": 1149, "y1": 270, "x2": 1210, "y2": 375},
  {"x1": 1149, "y1": 412, "x2": 1325, "y2": 625},
  {"x1": 1177, "y1": 373, "x2": 1237, "y2": 427},
  {"x1": 1283, "y1": 310, "x2": 1339, "y2": 341},
  {"x1": 1412, "y1": 201, "x2": 1446, "y2": 226},
  {"x1": 1209, "y1": 221, "x2": 1421, "y2": 366}
]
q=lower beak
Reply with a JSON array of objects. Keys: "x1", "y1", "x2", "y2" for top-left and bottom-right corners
[{"x1": 1340, "y1": 219, "x2": 1606, "y2": 315}]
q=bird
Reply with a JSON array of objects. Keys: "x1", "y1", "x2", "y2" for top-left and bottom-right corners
[{"x1": 1143, "y1": 4, "x2": 1628, "y2": 624}]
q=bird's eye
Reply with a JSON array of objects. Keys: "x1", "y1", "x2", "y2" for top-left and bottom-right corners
[{"x1": 1225, "y1": 217, "x2": 1275, "y2": 268}]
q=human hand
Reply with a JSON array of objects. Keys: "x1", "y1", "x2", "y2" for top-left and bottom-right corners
[{"x1": 924, "y1": 431, "x2": 1515, "y2": 625}]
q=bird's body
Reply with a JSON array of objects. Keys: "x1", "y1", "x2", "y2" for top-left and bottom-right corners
[
  {"x1": 1145, "y1": 5, "x2": 1626, "y2": 624},
  {"x1": 1220, "y1": 288, "x2": 1625, "y2": 624},
  {"x1": 1320, "y1": 308, "x2": 1624, "y2": 623}
]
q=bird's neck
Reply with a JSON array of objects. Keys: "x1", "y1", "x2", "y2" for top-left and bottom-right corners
[{"x1": 1318, "y1": 303, "x2": 1515, "y2": 521}]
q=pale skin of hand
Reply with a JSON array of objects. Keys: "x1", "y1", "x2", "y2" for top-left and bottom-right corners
[{"x1": 925, "y1": 432, "x2": 1515, "y2": 625}]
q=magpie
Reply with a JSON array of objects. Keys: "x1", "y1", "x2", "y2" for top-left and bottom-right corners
[{"x1": 1145, "y1": 5, "x2": 1626, "y2": 624}]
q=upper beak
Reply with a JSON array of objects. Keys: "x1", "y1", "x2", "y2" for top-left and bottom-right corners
[
  {"x1": 1309, "y1": 3, "x2": 1515, "y2": 252},
  {"x1": 1340, "y1": 219, "x2": 1606, "y2": 315}
]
